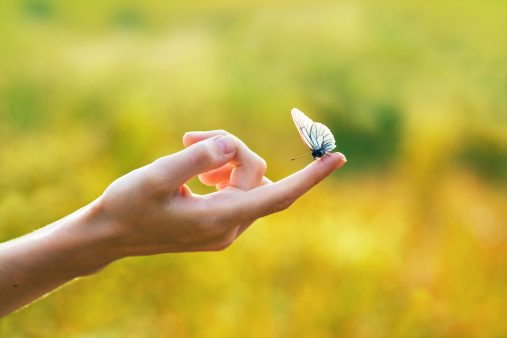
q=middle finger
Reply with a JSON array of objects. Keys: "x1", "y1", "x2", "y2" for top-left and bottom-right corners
[{"x1": 184, "y1": 130, "x2": 267, "y2": 191}]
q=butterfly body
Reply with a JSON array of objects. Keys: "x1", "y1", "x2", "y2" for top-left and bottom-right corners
[
  {"x1": 291, "y1": 108, "x2": 336, "y2": 160},
  {"x1": 311, "y1": 148, "x2": 327, "y2": 160}
]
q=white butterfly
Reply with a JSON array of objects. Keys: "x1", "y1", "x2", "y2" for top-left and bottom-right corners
[{"x1": 291, "y1": 108, "x2": 336, "y2": 160}]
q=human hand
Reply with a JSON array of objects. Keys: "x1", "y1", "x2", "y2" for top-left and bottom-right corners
[
  {"x1": 92, "y1": 130, "x2": 347, "y2": 258},
  {"x1": 0, "y1": 130, "x2": 346, "y2": 317}
]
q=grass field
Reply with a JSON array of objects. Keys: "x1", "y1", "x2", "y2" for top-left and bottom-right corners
[{"x1": 1, "y1": 0, "x2": 507, "y2": 336}]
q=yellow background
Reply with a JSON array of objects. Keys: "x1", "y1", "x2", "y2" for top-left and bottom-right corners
[{"x1": 1, "y1": 0, "x2": 507, "y2": 336}]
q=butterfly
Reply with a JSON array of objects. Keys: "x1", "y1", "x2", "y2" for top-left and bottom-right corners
[{"x1": 291, "y1": 108, "x2": 336, "y2": 160}]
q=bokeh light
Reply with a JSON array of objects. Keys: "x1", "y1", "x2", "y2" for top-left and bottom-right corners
[{"x1": 1, "y1": 0, "x2": 507, "y2": 336}]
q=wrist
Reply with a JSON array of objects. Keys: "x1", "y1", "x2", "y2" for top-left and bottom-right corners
[{"x1": 52, "y1": 198, "x2": 123, "y2": 278}]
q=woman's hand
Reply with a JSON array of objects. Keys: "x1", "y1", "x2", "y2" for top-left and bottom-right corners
[
  {"x1": 94, "y1": 130, "x2": 347, "y2": 256},
  {"x1": 0, "y1": 130, "x2": 346, "y2": 317}
]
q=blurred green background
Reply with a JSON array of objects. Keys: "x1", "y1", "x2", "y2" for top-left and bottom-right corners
[{"x1": 1, "y1": 0, "x2": 507, "y2": 336}]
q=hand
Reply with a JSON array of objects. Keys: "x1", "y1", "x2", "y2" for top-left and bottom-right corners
[
  {"x1": 0, "y1": 130, "x2": 346, "y2": 317},
  {"x1": 94, "y1": 130, "x2": 347, "y2": 257}
]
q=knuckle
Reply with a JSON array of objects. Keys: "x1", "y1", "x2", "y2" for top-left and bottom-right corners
[
  {"x1": 190, "y1": 142, "x2": 220, "y2": 168},
  {"x1": 152, "y1": 156, "x2": 168, "y2": 168},
  {"x1": 256, "y1": 157, "x2": 267, "y2": 177},
  {"x1": 269, "y1": 197, "x2": 293, "y2": 214}
]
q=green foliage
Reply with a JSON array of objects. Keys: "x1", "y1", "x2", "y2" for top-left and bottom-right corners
[
  {"x1": 458, "y1": 131, "x2": 507, "y2": 184},
  {"x1": 23, "y1": 0, "x2": 54, "y2": 20},
  {"x1": 1, "y1": 0, "x2": 507, "y2": 336}
]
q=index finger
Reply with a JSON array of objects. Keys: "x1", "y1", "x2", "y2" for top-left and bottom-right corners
[{"x1": 232, "y1": 152, "x2": 347, "y2": 221}]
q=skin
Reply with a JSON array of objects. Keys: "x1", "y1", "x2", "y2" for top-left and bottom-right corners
[{"x1": 0, "y1": 130, "x2": 347, "y2": 318}]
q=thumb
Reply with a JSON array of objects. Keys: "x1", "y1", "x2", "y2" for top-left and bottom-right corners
[{"x1": 154, "y1": 135, "x2": 238, "y2": 191}]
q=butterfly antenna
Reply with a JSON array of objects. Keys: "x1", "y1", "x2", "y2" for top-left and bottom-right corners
[{"x1": 290, "y1": 152, "x2": 311, "y2": 161}]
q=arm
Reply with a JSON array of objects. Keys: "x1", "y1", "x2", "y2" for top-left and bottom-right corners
[{"x1": 0, "y1": 130, "x2": 347, "y2": 317}]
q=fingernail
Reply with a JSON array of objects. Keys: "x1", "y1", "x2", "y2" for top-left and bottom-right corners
[
  {"x1": 214, "y1": 135, "x2": 237, "y2": 154},
  {"x1": 334, "y1": 153, "x2": 347, "y2": 170}
]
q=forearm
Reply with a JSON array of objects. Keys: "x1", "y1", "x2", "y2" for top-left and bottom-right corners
[{"x1": 0, "y1": 200, "x2": 117, "y2": 317}]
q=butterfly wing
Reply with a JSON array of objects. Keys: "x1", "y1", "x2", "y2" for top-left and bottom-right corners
[
  {"x1": 291, "y1": 108, "x2": 320, "y2": 151},
  {"x1": 313, "y1": 122, "x2": 336, "y2": 152},
  {"x1": 291, "y1": 108, "x2": 336, "y2": 154}
]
